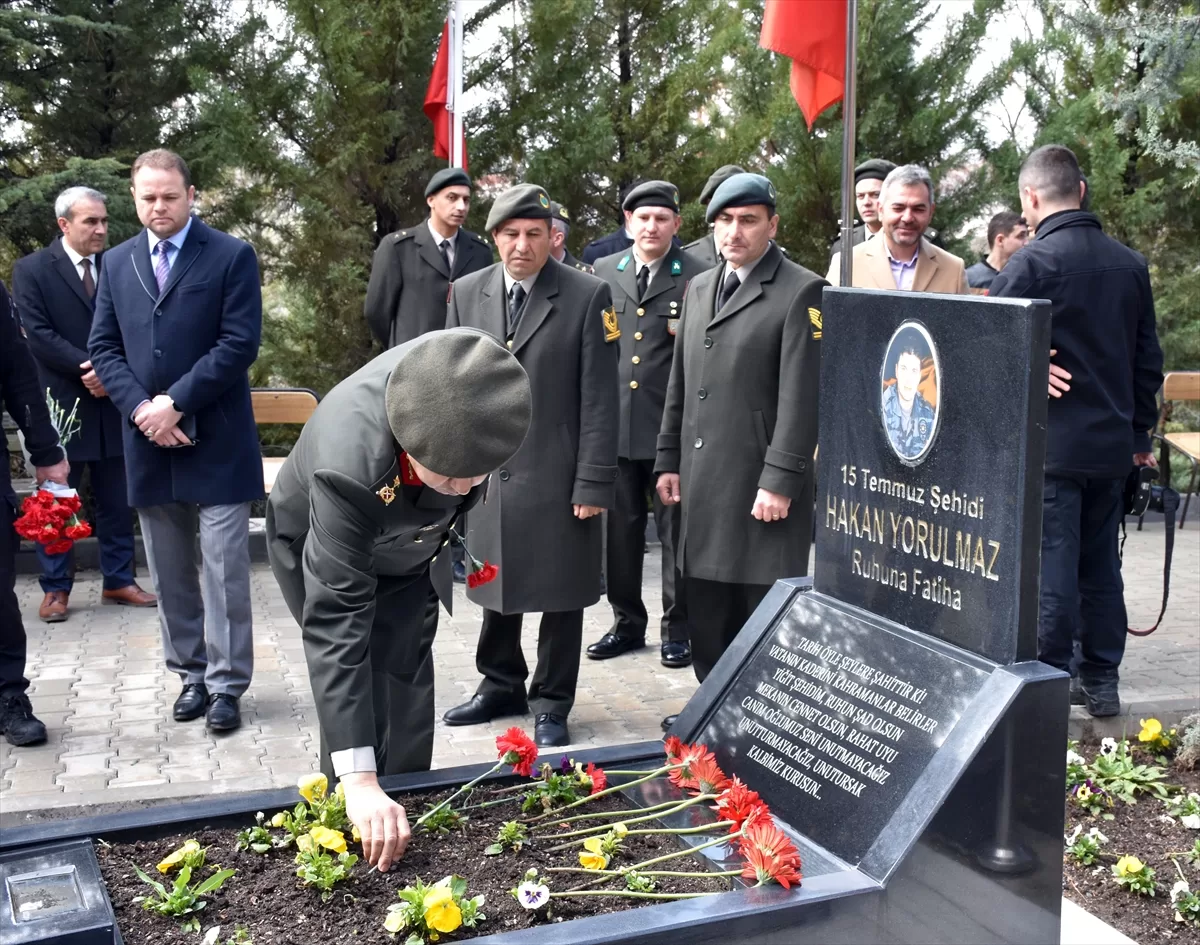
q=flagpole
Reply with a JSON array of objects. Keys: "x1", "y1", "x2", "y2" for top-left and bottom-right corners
[
  {"x1": 838, "y1": 0, "x2": 858, "y2": 288},
  {"x1": 449, "y1": 0, "x2": 464, "y2": 168}
]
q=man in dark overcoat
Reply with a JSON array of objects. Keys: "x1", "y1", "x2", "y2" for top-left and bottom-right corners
[
  {"x1": 88, "y1": 149, "x2": 263, "y2": 734},
  {"x1": 13, "y1": 186, "x2": 156, "y2": 623},
  {"x1": 682, "y1": 164, "x2": 745, "y2": 270},
  {"x1": 364, "y1": 168, "x2": 493, "y2": 349},
  {"x1": 656, "y1": 173, "x2": 824, "y2": 709},
  {"x1": 266, "y1": 328, "x2": 531, "y2": 874},
  {"x1": 444, "y1": 184, "x2": 620, "y2": 748},
  {"x1": 586, "y1": 181, "x2": 705, "y2": 673}
]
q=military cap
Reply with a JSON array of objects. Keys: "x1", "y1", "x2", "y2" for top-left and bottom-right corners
[
  {"x1": 485, "y1": 183, "x2": 553, "y2": 231},
  {"x1": 854, "y1": 159, "x2": 896, "y2": 186},
  {"x1": 386, "y1": 328, "x2": 532, "y2": 478},
  {"x1": 705, "y1": 173, "x2": 777, "y2": 224},
  {"x1": 550, "y1": 201, "x2": 572, "y2": 223},
  {"x1": 622, "y1": 180, "x2": 681, "y2": 214},
  {"x1": 425, "y1": 167, "x2": 472, "y2": 197},
  {"x1": 699, "y1": 164, "x2": 747, "y2": 206}
]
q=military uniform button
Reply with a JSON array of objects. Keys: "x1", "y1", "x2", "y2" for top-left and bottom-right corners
[
  {"x1": 637, "y1": 308, "x2": 645, "y2": 316},
  {"x1": 704, "y1": 336, "x2": 713, "y2": 348},
  {"x1": 414, "y1": 536, "x2": 424, "y2": 543},
  {"x1": 698, "y1": 388, "x2": 707, "y2": 399},
  {"x1": 499, "y1": 469, "x2": 510, "y2": 481},
  {"x1": 632, "y1": 356, "x2": 640, "y2": 364},
  {"x1": 506, "y1": 340, "x2": 513, "y2": 349},
  {"x1": 634, "y1": 331, "x2": 643, "y2": 341},
  {"x1": 695, "y1": 437, "x2": 703, "y2": 448},
  {"x1": 630, "y1": 381, "x2": 639, "y2": 390}
]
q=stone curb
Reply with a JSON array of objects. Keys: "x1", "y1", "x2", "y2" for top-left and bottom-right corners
[{"x1": 1068, "y1": 696, "x2": 1199, "y2": 740}]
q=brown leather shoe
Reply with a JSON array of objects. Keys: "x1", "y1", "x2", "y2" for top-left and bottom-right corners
[
  {"x1": 38, "y1": 591, "x2": 69, "y2": 623},
  {"x1": 102, "y1": 584, "x2": 158, "y2": 607}
]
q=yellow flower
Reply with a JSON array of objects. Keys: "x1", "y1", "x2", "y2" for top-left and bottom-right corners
[
  {"x1": 1138, "y1": 719, "x2": 1162, "y2": 743},
  {"x1": 1115, "y1": 855, "x2": 1144, "y2": 877},
  {"x1": 296, "y1": 833, "x2": 316, "y2": 855},
  {"x1": 156, "y1": 839, "x2": 201, "y2": 874},
  {"x1": 308, "y1": 826, "x2": 347, "y2": 854},
  {"x1": 269, "y1": 812, "x2": 288, "y2": 828},
  {"x1": 423, "y1": 886, "x2": 463, "y2": 934},
  {"x1": 613, "y1": 823, "x2": 628, "y2": 838},
  {"x1": 335, "y1": 781, "x2": 345, "y2": 798},
  {"x1": 382, "y1": 909, "x2": 406, "y2": 933},
  {"x1": 580, "y1": 838, "x2": 610, "y2": 870},
  {"x1": 298, "y1": 772, "x2": 328, "y2": 804},
  {"x1": 351, "y1": 824, "x2": 361, "y2": 843}
]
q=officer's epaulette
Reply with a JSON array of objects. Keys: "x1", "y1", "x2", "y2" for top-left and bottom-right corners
[
  {"x1": 474, "y1": 233, "x2": 489, "y2": 246},
  {"x1": 391, "y1": 229, "x2": 417, "y2": 244},
  {"x1": 575, "y1": 262, "x2": 594, "y2": 274}
]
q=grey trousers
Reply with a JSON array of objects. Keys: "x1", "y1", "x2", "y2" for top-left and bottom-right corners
[{"x1": 138, "y1": 502, "x2": 254, "y2": 697}]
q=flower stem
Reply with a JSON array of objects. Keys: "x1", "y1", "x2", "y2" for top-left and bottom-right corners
[
  {"x1": 546, "y1": 822, "x2": 724, "y2": 853},
  {"x1": 546, "y1": 867, "x2": 742, "y2": 879},
  {"x1": 566, "y1": 830, "x2": 743, "y2": 892},
  {"x1": 529, "y1": 797, "x2": 686, "y2": 831},
  {"x1": 539, "y1": 795, "x2": 715, "y2": 840},
  {"x1": 550, "y1": 890, "x2": 717, "y2": 900},
  {"x1": 459, "y1": 794, "x2": 525, "y2": 812},
  {"x1": 413, "y1": 760, "x2": 504, "y2": 827},
  {"x1": 524, "y1": 764, "x2": 682, "y2": 822}
]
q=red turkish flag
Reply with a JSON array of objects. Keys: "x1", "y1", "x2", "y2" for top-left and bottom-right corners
[
  {"x1": 423, "y1": 22, "x2": 467, "y2": 168},
  {"x1": 760, "y1": 0, "x2": 848, "y2": 131}
]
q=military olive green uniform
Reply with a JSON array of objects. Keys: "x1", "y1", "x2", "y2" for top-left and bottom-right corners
[
  {"x1": 364, "y1": 223, "x2": 493, "y2": 348},
  {"x1": 682, "y1": 232, "x2": 720, "y2": 271}
]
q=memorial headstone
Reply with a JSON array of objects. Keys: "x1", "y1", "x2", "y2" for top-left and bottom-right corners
[{"x1": 0, "y1": 838, "x2": 118, "y2": 945}]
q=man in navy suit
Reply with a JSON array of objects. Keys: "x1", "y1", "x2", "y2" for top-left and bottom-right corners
[
  {"x1": 13, "y1": 187, "x2": 157, "y2": 623},
  {"x1": 90, "y1": 149, "x2": 263, "y2": 734}
]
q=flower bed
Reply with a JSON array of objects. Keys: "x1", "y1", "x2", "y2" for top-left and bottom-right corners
[
  {"x1": 93, "y1": 731, "x2": 800, "y2": 944},
  {"x1": 1062, "y1": 716, "x2": 1200, "y2": 944}
]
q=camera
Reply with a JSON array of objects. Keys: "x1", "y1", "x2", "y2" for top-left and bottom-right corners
[{"x1": 1125, "y1": 464, "x2": 1166, "y2": 516}]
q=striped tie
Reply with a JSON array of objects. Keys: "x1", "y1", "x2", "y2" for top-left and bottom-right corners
[{"x1": 153, "y1": 242, "x2": 171, "y2": 294}]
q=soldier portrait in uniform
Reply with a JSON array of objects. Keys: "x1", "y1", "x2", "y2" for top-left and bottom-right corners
[{"x1": 881, "y1": 321, "x2": 939, "y2": 463}]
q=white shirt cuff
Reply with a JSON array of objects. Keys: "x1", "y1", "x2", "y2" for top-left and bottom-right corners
[{"x1": 331, "y1": 746, "x2": 377, "y2": 778}]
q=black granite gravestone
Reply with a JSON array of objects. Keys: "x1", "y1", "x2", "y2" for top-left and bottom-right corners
[{"x1": 0, "y1": 839, "x2": 119, "y2": 945}]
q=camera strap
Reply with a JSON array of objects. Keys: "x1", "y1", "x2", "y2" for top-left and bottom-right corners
[{"x1": 1122, "y1": 487, "x2": 1180, "y2": 636}]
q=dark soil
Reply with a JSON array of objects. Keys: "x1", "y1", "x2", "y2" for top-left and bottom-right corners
[
  {"x1": 97, "y1": 786, "x2": 735, "y2": 943},
  {"x1": 1063, "y1": 737, "x2": 1200, "y2": 945}
]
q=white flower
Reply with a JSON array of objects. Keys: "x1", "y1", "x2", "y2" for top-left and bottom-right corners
[
  {"x1": 516, "y1": 881, "x2": 550, "y2": 911},
  {"x1": 1171, "y1": 880, "x2": 1191, "y2": 903},
  {"x1": 1065, "y1": 824, "x2": 1082, "y2": 845},
  {"x1": 1066, "y1": 749, "x2": 1086, "y2": 766},
  {"x1": 1100, "y1": 737, "x2": 1118, "y2": 756},
  {"x1": 1086, "y1": 827, "x2": 1108, "y2": 844},
  {"x1": 1181, "y1": 813, "x2": 1200, "y2": 830}
]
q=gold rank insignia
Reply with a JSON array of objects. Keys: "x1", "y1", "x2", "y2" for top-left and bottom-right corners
[
  {"x1": 808, "y1": 306, "x2": 822, "y2": 339},
  {"x1": 377, "y1": 475, "x2": 401, "y2": 506},
  {"x1": 602, "y1": 306, "x2": 621, "y2": 343}
]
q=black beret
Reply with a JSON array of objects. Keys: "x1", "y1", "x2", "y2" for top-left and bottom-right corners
[
  {"x1": 854, "y1": 159, "x2": 896, "y2": 186},
  {"x1": 425, "y1": 167, "x2": 472, "y2": 197},
  {"x1": 622, "y1": 180, "x2": 681, "y2": 214},
  {"x1": 386, "y1": 329, "x2": 532, "y2": 478},
  {"x1": 705, "y1": 173, "x2": 777, "y2": 224},
  {"x1": 550, "y1": 201, "x2": 571, "y2": 223},
  {"x1": 699, "y1": 165, "x2": 747, "y2": 205},
  {"x1": 485, "y1": 183, "x2": 553, "y2": 231}
]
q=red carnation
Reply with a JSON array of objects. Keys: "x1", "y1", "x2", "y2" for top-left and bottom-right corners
[
  {"x1": 713, "y1": 776, "x2": 767, "y2": 831},
  {"x1": 739, "y1": 819, "x2": 802, "y2": 889},
  {"x1": 689, "y1": 755, "x2": 730, "y2": 796},
  {"x1": 32, "y1": 490, "x2": 55, "y2": 508},
  {"x1": 64, "y1": 522, "x2": 92, "y2": 540},
  {"x1": 466, "y1": 560, "x2": 498, "y2": 588},
  {"x1": 43, "y1": 539, "x2": 74, "y2": 555},
  {"x1": 496, "y1": 726, "x2": 538, "y2": 777},
  {"x1": 584, "y1": 762, "x2": 607, "y2": 795}
]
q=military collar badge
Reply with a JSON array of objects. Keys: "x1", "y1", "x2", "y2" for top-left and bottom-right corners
[
  {"x1": 377, "y1": 476, "x2": 400, "y2": 505},
  {"x1": 617, "y1": 255, "x2": 631, "y2": 272},
  {"x1": 671, "y1": 259, "x2": 682, "y2": 275}
]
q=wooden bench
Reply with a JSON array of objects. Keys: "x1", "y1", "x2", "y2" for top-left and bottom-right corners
[
  {"x1": 251, "y1": 388, "x2": 319, "y2": 494},
  {"x1": 1152, "y1": 371, "x2": 1200, "y2": 527}
]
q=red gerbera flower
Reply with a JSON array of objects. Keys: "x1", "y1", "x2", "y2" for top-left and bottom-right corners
[
  {"x1": 739, "y1": 820, "x2": 802, "y2": 890},
  {"x1": 584, "y1": 762, "x2": 607, "y2": 795},
  {"x1": 688, "y1": 755, "x2": 730, "y2": 796},
  {"x1": 713, "y1": 776, "x2": 767, "y2": 831},
  {"x1": 496, "y1": 726, "x2": 538, "y2": 777},
  {"x1": 665, "y1": 739, "x2": 717, "y2": 792}
]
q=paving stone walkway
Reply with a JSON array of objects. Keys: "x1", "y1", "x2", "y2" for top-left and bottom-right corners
[{"x1": 2, "y1": 518, "x2": 1196, "y2": 815}]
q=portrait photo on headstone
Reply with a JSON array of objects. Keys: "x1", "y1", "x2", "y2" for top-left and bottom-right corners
[{"x1": 880, "y1": 320, "x2": 940, "y2": 465}]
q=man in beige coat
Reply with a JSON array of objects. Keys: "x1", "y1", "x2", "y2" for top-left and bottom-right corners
[{"x1": 826, "y1": 164, "x2": 968, "y2": 295}]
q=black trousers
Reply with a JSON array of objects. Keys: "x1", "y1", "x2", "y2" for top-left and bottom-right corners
[
  {"x1": 0, "y1": 496, "x2": 28, "y2": 696},
  {"x1": 476, "y1": 608, "x2": 583, "y2": 717},
  {"x1": 686, "y1": 577, "x2": 771, "y2": 683},
  {"x1": 606, "y1": 457, "x2": 688, "y2": 643},
  {"x1": 1039, "y1": 474, "x2": 1126, "y2": 680}
]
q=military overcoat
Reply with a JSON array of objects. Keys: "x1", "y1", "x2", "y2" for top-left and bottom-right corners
[
  {"x1": 364, "y1": 222, "x2": 492, "y2": 348},
  {"x1": 655, "y1": 243, "x2": 824, "y2": 586},
  {"x1": 682, "y1": 233, "x2": 720, "y2": 271},
  {"x1": 594, "y1": 246, "x2": 707, "y2": 461},
  {"x1": 447, "y1": 259, "x2": 619, "y2": 614}
]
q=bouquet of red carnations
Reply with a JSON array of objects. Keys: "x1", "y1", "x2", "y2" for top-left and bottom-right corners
[{"x1": 14, "y1": 487, "x2": 93, "y2": 555}]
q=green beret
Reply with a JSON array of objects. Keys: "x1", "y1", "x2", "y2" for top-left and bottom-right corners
[
  {"x1": 425, "y1": 167, "x2": 472, "y2": 197},
  {"x1": 623, "y1": 180, "x2": 681, "y2": 214},
  {"x1": 550, "y1": 201, "x2": 571, "y2": 223},
  {"x1": 705, "y1": 173, "x2": 777, "y2": 224},
  {"x1": 699, "y1": 164, "x2": 747, "y2": 206},
  {"x1": 486, "y1": 183, "x2": 553, "y2": 231},
  {"x1": 386, "y1": 329, "x2": 532, "y2": 478},
  {"x1": 854, "y1": 159, "x2": 896, "y2": 186}
]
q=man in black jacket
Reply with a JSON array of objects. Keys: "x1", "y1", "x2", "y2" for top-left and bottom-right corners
[
  {"x1": 990, "y1": 145, "x2": 1163, "y2": 717},
  {"x1": 0, "y1": 280, "x2": 71, "y2": 746}
]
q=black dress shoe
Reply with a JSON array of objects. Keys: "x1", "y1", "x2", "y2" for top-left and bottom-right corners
[
  {"x1": 173, "y1": 683, "x2": 209, "y2": 722},
  {"x1": 443, "y1": 691, "x2": 528, "y2": 726},
  {"x1": 206, "y1": 693, "x2": 241, "y2": 732},
  {"x1": 660, "y1": 641, "x2": 692, "y2": 668},
  {"x1": 535, "y1": 713, "x2": 570, "y2": 747},
  {"x1": 586, "y1": 632, "x2": 646, "y2": 660},
  {"x1": 661, "y1": 713, "x2": 679, "y2": 732}
]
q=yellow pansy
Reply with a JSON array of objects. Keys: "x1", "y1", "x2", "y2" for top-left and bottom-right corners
[
  {"x1": 580, "y1": 838, "x2": 609, "y2": 870},
  {"x1": 335, "y1": 781, "x2": 345, "y2": 798},
  {"x1": 308, "y1": 826, "x2": 347, "y2": 854},
  {"x1": 613, "y1": 823, "x2": 628, "y2": 838},
  {"x1": 1138, "y1": 718, "x2": 1162, "y2": 743},
  {"x1": 269, "y1": 812, "x2": 288, "y2": 828},
  {"x1": 1115, "y1": 855, "x2": 1144, "y2": 877},
  {"x1": 156, "y1": 839, "x2": 202, "y2": 874},
  {"x1": 296, "y1": 832, "x2": 316, "y2": 855},
  {"x1": 298, "y1": 772, "x2": 328, "y2": 804},
  {"x1": 382, "y1": 909, "x2": 406, "y2": 933},
  {"x1": 351, "y1": 824, "x2": 361, "y2": 843},
  {"x1": 423, "y1": 886, "x2": 463, "y2": 934}
]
